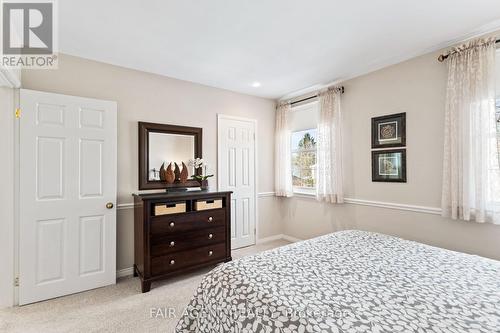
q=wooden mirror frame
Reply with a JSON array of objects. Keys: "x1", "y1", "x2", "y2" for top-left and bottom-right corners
[{"x1": 138, "y1": 122, "x2": 203, "y2": 190}]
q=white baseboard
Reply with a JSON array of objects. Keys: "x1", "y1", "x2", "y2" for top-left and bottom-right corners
[
  {"x1": 256, "y1": 234, "x2": 284, "y2": 244},
  {"x1": 282, "y1": 234, "x2": 303, "y2": 243},
  {"x1": 256, "y1": 234, "x2": 302, "y2": 244},
  {"x1": 116, "y1": 267, "x2": 134, "y2": 278}
]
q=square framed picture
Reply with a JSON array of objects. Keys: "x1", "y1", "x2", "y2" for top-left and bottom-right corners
[
  {"x1": 372, "y1": 149, "x2": 406, "y2": 182},
  {"x1": 371, "y1": 113, "x2": 406, "y2": 148}
]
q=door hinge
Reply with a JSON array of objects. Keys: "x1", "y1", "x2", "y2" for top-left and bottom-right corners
[
  {"x1": 15, "y1": 108, "x2": 21, "y2": 119},
  {"x1": 14, "y1": 277, "x2": 19, "y2": 287}
]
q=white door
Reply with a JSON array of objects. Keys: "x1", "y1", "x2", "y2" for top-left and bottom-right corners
[
  {"x1": 218, "y1": 115, "x2": 256, "y2": 249},
  {"x1": 19, "y1": 89, "x2": 117, "y2": 305}
]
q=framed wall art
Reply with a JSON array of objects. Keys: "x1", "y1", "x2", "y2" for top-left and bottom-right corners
[
  {"x1": 371, "y1": 149, "x2": 406, "y2": 182},
  {"x1": 371, "y1": 112, "x2": 406, "y2": 148}
]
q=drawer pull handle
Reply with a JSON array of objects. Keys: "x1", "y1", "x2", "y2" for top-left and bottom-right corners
[
  {"x1": 208, "y1": 251, "x2": 213, "y2": 256},
  {"x1": 170, "y1": 241, "x2": 175, "y2": 247},
  {"x1": 169, "y1": 222, "x2": 175, "y2": 227},
  {"x1": 208, "y1": 217, "x2": 213, "y2": 222},
  {"x1": 208, "y1": 234, "x2": 213, "y2": 239},
  {"x1": 170, "y1": 260, "x2": 175, "y2": 265}
]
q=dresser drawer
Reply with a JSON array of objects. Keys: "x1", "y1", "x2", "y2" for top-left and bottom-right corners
[
  {"x1": 154, "y1": 202, "x2": 186, "y2": 216},
  {"x1": 151, "y1": 227, "x2": 226, "y2": 256},
  {"x1": 194, "y1": 199, "x2": 223, "y2": 211},
  {"x1": 151, "y1": 209, "x2": 225, "y2": 235},
  {"x1": 151, "y1": 243, "x2": 226, "y2": 275}
]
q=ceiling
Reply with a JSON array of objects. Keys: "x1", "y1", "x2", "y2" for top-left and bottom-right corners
[{"x1": 60, "y1": 0, "x2": 500, "y2": 99}]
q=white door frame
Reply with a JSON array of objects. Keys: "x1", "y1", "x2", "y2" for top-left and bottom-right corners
[
  {"x1": 0, "y1": 87, "x2": 17, "y2": 308},
  {"x1": 217, "y1": 114, "x2": 258, "y2": 247}
]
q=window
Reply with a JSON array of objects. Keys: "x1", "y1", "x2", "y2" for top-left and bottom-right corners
[
  {"x1": 288, "y1": 101, "x2": 319, "y2": 194},
  {"x1": 291, "y1": 129, "x2": 317, "y2": 193}
]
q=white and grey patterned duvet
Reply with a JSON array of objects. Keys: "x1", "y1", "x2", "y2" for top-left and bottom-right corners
[{"x1": 176, "y1": 230, "x2": 500, "y2": 332}]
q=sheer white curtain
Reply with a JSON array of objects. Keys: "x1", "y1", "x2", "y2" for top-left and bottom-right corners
[
  {"x1": 275, "y1": 102, "x2": 293, "y2": 197},
  {"x1": 441, "y1": 37, "x2": 500, "y2": 224},
  {"x1": 316, "y1": 88, "x2": 344, "y2": 203}
]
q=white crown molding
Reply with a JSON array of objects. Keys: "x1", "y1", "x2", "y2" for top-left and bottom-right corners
[{"x1": 279, "y1": 19, "x2": 500, "y2": 101}]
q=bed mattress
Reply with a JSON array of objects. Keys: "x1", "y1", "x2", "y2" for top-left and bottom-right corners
[{"x1": 176, "y1": 230, "x2": 500, "y2": 332}]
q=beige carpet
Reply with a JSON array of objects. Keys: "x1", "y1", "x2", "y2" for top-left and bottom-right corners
[{"x1": 0, "y1": 240, "x2": 290, "y2": 333}]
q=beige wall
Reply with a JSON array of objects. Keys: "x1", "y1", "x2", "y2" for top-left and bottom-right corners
[
  {"x1": 21, "y1": 54, "x2": 278, "y2": 270},
  {"x1": 281, "y1": 46, "x2": 500, "y2": 260},
  {"x1": 20, "y1": 41, "x2": 500, "y2": 274}
]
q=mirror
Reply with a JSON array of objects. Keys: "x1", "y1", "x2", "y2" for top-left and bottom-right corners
[
  {"x1": 148, "y1": 133, "x2": 195, "y2": 180},
  {"x1": 138, "y1": 122, "x2": 202, "y2": 190}
]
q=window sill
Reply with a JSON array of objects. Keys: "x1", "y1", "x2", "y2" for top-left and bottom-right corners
[{"x1": 292, "y1": 189, "x2": 316, "y2": 199}]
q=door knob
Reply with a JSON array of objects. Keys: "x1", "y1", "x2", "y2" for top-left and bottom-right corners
[{"x1": 106, "y1": 202, "x2": 114, "y2": 209}]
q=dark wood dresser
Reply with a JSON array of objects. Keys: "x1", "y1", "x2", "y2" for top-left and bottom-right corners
[{"x1": 133, "y1": 190, "x2": 232, "y2": 292}]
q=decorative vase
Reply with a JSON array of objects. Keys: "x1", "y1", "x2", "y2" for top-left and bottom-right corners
[
  {"x1": 180, "y1": 162, "x2": 189, "y2": 183},
  {"x1": 200, "y1": 179, "x2": 209, "y2": 190},
  {"x1": 165, "y1": 163, "x2": 175, "y2": 184},
  {"x1": 174, "y1": 162, "x2": 181, "y2": 181},
  {"x1": 159, "y1": 163, "x2": 166, "y2": 181}
]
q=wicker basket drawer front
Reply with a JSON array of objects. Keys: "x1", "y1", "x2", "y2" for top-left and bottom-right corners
[
  {"x1": 194, "y1": 199, "x2": 223, "y2": 211},
  {"x1": 154, "y1": 202, "x2": 186, "y2": 216}
]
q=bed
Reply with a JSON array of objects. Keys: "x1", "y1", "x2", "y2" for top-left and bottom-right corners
[{"x1": 176, "y1": 230, "x2": 500, "y2": 332}]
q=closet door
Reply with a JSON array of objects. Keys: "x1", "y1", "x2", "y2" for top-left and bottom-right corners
[
  {"x1": 19, "y1": 89, "x2": 117, "y2": 305},
  {"x1": 218, "y1": 115, "x2": 256, "y2": 249}
]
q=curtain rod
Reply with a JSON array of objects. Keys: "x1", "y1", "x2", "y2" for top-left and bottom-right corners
[
  {"x1": 438, "y1": 39, "x2": 500, "y2": 62},
  {"x1": 290, "y1": 86, "x2": 345, "y2": 105}
]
